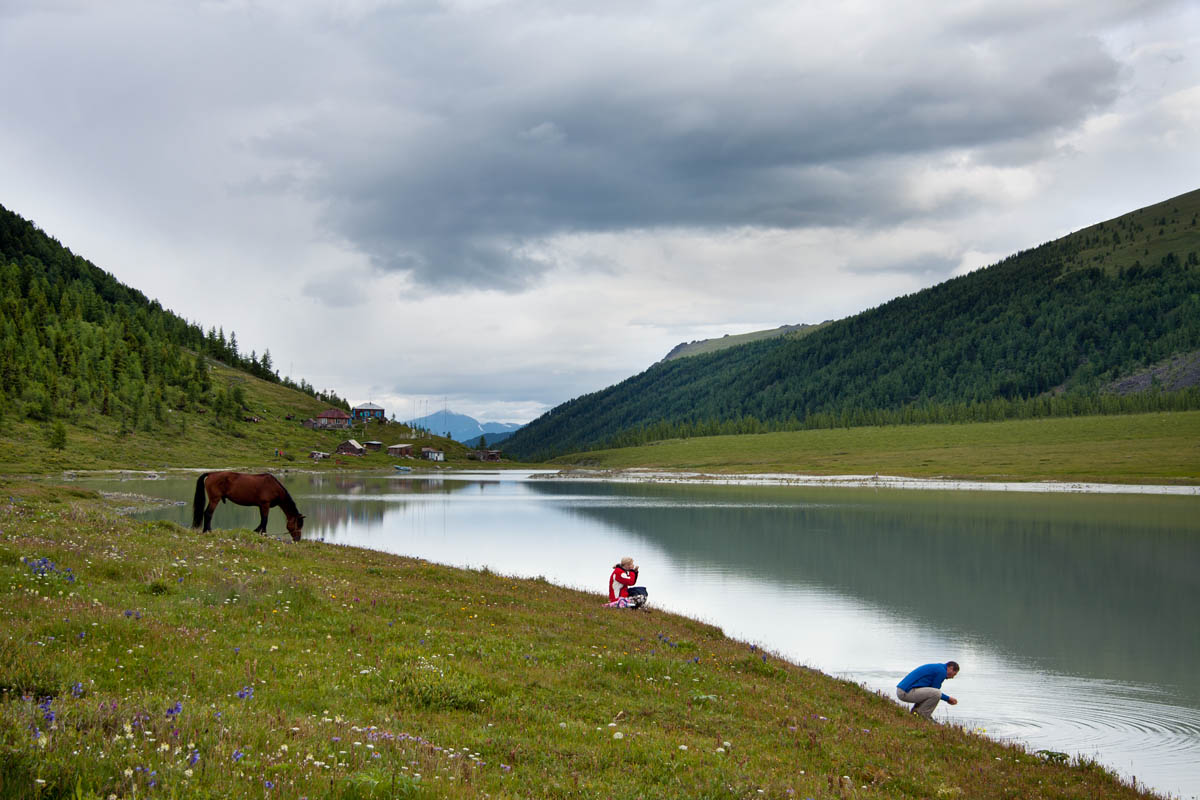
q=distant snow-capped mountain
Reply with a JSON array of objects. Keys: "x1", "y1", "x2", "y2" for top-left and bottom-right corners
[{"x1": 407, "y1": 410, "x2": 523, "y2": 443}]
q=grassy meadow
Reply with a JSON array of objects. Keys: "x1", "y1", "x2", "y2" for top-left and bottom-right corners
[
  {"x1": 0, "y1": 363, "x2": 525, "y2": 476},
  {"x1": 0, "y1": 479, "x2": 1158, "y2": 800},
  {"x1": 552, "y1": 411, "x2": 1200, "y2": 484}
]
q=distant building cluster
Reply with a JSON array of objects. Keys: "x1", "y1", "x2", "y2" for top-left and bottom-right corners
[
  {"x1": 296, "y1": 402, "x2": 499, "y2": 463},
  {"x1": 302, "y1": 403, "x2": 385, "y2": 430}
]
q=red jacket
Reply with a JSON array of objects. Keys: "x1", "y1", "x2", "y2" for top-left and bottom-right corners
[{"x1": 609, "y1": 566, "x2": 638, "y2": 602}]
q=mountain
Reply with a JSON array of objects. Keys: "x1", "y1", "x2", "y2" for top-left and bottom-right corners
[
  {"x1": 408, "y1": 410, "x2": 523, "y2": 443},
  {"x1": 661, "y1": 321, "x2": 831, "y2": 362},
  {"x1": 504, "y1": 188, "x2": 1200, "y2": 460},
  {"x1": 0, "y1": 201, "x2": 350, "y2": 425},
  {"x1": 462, "y1": 430, "x2": 517, "y2": 449}
]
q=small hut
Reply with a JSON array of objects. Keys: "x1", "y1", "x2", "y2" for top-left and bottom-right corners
[
  {"x1": 387, "y1": 443, "x2": 414, "y2": 457},
  {"x1": 364, "y1": 440, "x2": 383, "y2": 452},
  {"x1": 336, "y1": 439, "x2": 365, "y2": 456},
  {"x1": 315, "y1": 408, "x2": 353, "y2": 430}
]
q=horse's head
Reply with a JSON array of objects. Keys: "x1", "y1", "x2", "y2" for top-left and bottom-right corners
[{"x1": 287, "y1": 513, "x2": 305, "y2": 542}]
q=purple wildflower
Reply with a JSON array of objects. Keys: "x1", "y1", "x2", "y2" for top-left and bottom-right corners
[
  {"x1": 236, "y1": 686, "x2": 254, "y2": 700},
  {"x1": 189, "y1": 749, "x2": 200, "y2": 765},
  {"x1": 232, "y1": 749, "x2": 244, "y2": 762},
  {"x1": 71, "y1": 682, "x2": 84, "y2": 698}
]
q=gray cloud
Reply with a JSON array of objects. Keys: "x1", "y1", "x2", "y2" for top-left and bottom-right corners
[{"x1": 227, "y1": 1, "x2": 1142, "y2": 289}]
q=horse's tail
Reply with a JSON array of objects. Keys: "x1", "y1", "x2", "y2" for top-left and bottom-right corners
[{"x1": 192, "y1": 473, "x2": 210, "y2": 528}]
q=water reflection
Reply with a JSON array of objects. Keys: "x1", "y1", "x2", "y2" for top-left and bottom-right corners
[{"x1": 523, "y1": 481, "x2": 1200, "y2": 703}]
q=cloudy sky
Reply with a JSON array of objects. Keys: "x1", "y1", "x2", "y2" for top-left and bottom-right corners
[{"x1": 2, "y1": 0, "x2": 1198, "y2": 423}]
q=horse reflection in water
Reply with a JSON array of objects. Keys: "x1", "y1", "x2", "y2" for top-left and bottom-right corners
[{"x1": 192, "y1": 471, "x2": 305, "y2": 541}]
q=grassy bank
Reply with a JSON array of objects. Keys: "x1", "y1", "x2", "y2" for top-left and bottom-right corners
[
  {"x1": 0, "y1": 480, "x2": 1155, "y2": 799},
  {"x1": 552, "y1": 411, "x2": 1200, "y2": 485}
]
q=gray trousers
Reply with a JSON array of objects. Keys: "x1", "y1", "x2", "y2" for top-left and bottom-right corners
[{"x1": 896, "y1": 686, "x2": 941, "y2": 718}]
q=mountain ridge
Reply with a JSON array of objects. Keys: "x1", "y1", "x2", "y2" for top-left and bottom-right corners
[
  {"x1": 504, "y1": 188, "x2": 1200, "y2": 460},
  {"x1": 660, "y1": 321, "x2": 832, "y2": 362},
  {"x1": 407, "y1": 410, "x2": 523, "y2": 443}
]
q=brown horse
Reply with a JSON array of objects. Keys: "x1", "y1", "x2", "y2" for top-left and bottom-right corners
[{"x1": 192, "y1": 471, "x2": 305, "y2": 541}]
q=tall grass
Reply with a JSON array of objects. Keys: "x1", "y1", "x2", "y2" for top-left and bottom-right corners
[{"x1": 0, "y1": 480, "x2": 1158, "y2": 798}]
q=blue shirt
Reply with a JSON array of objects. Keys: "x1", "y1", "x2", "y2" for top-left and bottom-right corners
[{"x1": 897, "y1": 662, "x2": 951, "y2": 702}]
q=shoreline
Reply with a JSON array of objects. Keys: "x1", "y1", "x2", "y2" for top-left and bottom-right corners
[
  {"x1": 537, "y1": 467, "x2": 1200, "y2": 495},
  {"x1": 30, "y1": 465, "x2": 1200, "y2": 495}
]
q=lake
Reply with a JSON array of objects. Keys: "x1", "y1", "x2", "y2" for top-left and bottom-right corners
[{"x1": 81, "y1": 470, "x2": 1200, "y2": 798}]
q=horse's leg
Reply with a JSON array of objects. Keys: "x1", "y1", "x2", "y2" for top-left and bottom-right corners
[
  {"x1": 203, "y1": 499, "x2": 218, "y2": 532},
  {"x1": 255, "y1": 504, "x2": 270, "y2": 533}
]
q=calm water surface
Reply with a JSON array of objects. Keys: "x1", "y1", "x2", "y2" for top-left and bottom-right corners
[{"x1": 86, "y1": 470, "x2": 1200, "y2": 798}]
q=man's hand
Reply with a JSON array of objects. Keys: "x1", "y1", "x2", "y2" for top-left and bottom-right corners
[{"x1": 947, "y1": 697, "x2": 958, "y2": 705}]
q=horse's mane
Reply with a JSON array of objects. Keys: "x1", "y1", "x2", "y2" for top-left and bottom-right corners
[{"x1": 273, "y1": 476, "x2": 300, "y2": 517}]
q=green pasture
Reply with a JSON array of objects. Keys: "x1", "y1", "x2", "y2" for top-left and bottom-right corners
[
  {"x1": 0, "y1": 481, "x2": 1153, "y2": 799},
  {"x1": 0, "y1": 363, "x2": 525, "y2": 476},
  {"x1": 553, "y1": 411, "x2": 1200, "y2": 484}
]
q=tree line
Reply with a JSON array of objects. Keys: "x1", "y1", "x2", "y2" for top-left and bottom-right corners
[{"x1": 0, "y1": 203, "x2": 347, "y2": 434}]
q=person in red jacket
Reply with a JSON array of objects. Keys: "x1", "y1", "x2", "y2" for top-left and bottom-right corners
[{"x1": 609, "y1": 557, "x2": 639, "y2": 602}]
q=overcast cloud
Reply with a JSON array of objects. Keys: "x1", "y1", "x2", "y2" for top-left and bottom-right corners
[{"x1": 2, "y1": 0, "x2": 1197, "y2": 423}]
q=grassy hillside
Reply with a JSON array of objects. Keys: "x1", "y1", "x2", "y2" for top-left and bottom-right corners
[
  {"x1": 506, "y1": 189, "x2": 1200, "y2": 460},
  {"x1": 550, "y1": 411, "x2": 1200, "y2": 485},
  {"x1": 0, "y1": 201, "x2": 519, "y2": 473},
  {"x1": 0, "y1": 360, "x2": 487, "y2": 474},
  {"x1": 0, "y1": 479, "x2": 1155, "y2": 799},
  {"x1": 661, "y1": 322, "x2": 829, "y2": 362}
]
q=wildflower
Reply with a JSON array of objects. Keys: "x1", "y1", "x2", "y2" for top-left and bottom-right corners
[
  {"x1": 679, "y1": 744, "x2": 688, "y2": 751},
  {"x1": 232, "y1": 749, "x2": 244, "y2": 762},
  {"x1": 184, "y1": 769, "x2": 193, "y2": 778},
  {"x1": 71, "y1": 682, "x2": 84, "y2": 697},
  {"x1": 612, "y1": 732, "x2": 624, "y2": 740},
  {"x1": 236, "y1": 686, "x2": 254, "y2": 700},
  {"x1": 166, "y1": 701, "x2": 182, "y2": 718},
  {"x1": 188, "y1": 749, "x2": 200, "y2": 765},
  {"x1": 265, "y1": 780, "x2": 275, "y2": 789}
]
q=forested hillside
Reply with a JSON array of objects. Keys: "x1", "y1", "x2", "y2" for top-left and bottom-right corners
[
  {"x1": 0, "y1": 203, "x2": 348, "y2": 433},
  {"x1": 505, "y1": 189, "x2": 1200, "y2": 460}
]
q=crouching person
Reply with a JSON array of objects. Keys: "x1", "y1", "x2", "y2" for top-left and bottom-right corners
[
  {"x1": 896, "y1": 660, "x2": 959, "y2": 719},
  {"x1": 608, "y1": 557, "x2": 647, "y2": 608}
]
